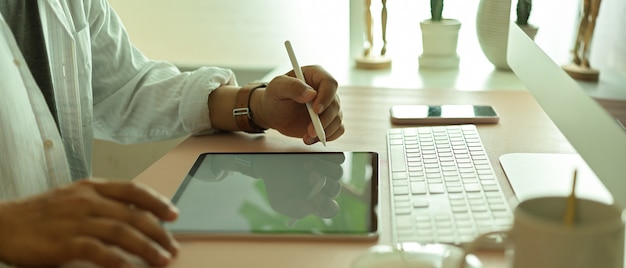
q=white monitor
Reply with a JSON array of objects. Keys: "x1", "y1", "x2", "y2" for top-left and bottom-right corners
[{"x1": 507, "y1": 23, "x2": 626, "y2": 206}]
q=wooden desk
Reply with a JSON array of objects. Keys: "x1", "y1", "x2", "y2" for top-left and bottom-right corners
[{"x1": 135, "y1": 86, "x2": 576, "y2": 268}]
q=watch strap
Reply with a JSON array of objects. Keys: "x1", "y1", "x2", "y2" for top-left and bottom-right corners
[{"x1": 233, "y1": 83, "x2": 267, "y2": 133}]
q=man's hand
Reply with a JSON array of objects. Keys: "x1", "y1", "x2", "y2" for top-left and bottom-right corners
[
  {"x1": 0, "y1": 179, "x2": 179, "y2": 268},
  {"x1": 252, "y1": 65, "x2": 345, "y2": 145}
]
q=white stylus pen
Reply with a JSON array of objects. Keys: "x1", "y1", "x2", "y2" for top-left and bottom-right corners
[{"x1": 284, "y1": 40, "x2": 327, "y2": 146}]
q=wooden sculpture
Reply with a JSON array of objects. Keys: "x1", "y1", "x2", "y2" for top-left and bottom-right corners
[
  {"x1": 563, "y1": 0, "x2": 602, "y2": 81},
  {"x1": 356, "y1": 0, "x2": 392, "y2": 69}
]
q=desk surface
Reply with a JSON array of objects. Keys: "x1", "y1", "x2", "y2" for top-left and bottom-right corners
[{"x1": 135, "y1": 86, "x2": 576, "y2": 268}]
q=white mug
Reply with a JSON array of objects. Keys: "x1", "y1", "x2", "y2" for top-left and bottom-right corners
[
  {"x1": 504, "y1": 196, "x2": 625, "y2": 268},
  {"x1": 465, "y1": 196, "x2": 625, "y2": 268}
]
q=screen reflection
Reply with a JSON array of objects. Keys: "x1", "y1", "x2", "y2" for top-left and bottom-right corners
[{"x1": 166, "y1": 152, "x2": 378, "y2": 235}]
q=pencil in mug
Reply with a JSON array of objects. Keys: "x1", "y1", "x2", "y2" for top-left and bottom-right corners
[{"x1": 563, "y1": 169, "x2": 578, "y2": 227}]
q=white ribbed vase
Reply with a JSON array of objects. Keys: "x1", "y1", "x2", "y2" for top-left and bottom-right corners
[{"x1": 476, "y1": 0, "x2": 513, "y2": 70}]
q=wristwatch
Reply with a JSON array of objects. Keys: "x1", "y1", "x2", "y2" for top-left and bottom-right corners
[{"x1": 233, "y1": 83, "x2": 268, "y2": 133}]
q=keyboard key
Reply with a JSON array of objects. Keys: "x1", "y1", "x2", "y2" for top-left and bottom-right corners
[
  {"x1": 392, "y1": 172, "x2": 407, "y2": 180},
  {"x1": 410, "y1": 182, "x2": 427, "y2": 195},
  {"x1": 464, "y1": 183, "x2": 481, "y2": 192},
  {"x1": 389, "y1": 145, "x2": 407, "y2": 172},
  {"x1": 393, "y1": 186, "x2": 409, "y2": 195},
  {"x1": 413, "y1": 200, "x2": 429, "y2": 208},
  {"x1": 393, "y1": 180, "x2": 408, "y2": 186},
  {"x1": 428, "y1": 184, "x2": 445, "y2": 194}
]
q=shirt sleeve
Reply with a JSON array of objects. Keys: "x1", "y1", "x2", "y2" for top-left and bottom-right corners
[{"x1": 86, "y1": 0, "x2": 236, "y2": 144}]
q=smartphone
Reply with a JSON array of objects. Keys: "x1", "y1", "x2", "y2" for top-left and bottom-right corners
[{"x1": 390, "y1": 104, "x2": 499, "y2": 124}]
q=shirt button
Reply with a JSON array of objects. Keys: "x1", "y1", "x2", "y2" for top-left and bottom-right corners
[{"x1": 44, "y1": 139, "x2": 54, "y2": 149}]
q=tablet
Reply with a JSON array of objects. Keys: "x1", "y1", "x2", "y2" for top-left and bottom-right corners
[{"x1": 164, "y1": 151, "x2": 379, "y2": 241}]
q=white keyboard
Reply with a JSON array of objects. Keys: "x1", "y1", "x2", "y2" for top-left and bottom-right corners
[{"x1": 387, "y1": 125, "x2": 512, "y2": 248}]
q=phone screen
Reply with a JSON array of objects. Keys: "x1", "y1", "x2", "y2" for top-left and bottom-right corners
[
  {"x1": 427, "y1": 105, "x2": 497, "y2": 118},
  {"x1": 390, "y1": 105, "x2": 499, "y2": 124}
]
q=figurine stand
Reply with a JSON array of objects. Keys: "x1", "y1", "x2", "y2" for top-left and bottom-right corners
[
  {"x1": 356, "y1": 55, "x2": 392, "y2": 70},
  {"x1": 562, "y1": 63, "x2": 600, "y2": 82}
]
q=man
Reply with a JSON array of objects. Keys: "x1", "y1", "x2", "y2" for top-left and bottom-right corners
[{"x1": 0, "y1": 1, "x2": 344, "y2": 267}]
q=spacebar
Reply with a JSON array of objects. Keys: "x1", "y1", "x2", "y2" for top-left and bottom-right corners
[{"x1": 389, "y1": 145, "x2": 406, "y2": 172}]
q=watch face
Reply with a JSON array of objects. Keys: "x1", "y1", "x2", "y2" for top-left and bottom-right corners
[{"x1": 165, "y1": 151, "x2": 379, "y2": 240}]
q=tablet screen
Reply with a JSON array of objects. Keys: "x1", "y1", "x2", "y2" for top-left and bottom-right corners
[{"x1": 165, "y1": 151, "x2": 379, "y2": 241}]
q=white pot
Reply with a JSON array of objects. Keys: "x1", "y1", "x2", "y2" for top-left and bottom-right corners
[{"x1": 419, "y1": 19, "x2": 461, "y2": 69}]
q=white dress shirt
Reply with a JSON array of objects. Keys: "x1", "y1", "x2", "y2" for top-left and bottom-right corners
[{"x1": 0, "y1": 0, "x2": 235, "y2": 201}]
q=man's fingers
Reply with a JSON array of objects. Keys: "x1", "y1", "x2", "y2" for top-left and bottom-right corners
[
  {"x1": 75, "y1": 181, "x2": 180, "y2": 256},
  {"x1": 322, "y1": 114, "x2": 345, "y2": 143},
  {"x1": 88, "y1": 180, "x2": 178, "y2": 221},
  {"x1": 88, "y1": 199, "x2": 179, "y2": 257},
  {"x1": 79, "y1": 180, "x2": 180, "y2": 257},
  {"x1": 301, "y1": 65, "x2": 338, "y2": 112},
  {"x1": 77, "y1": 218, "x2": 172, "y2": 267},
  {"x1": 67, "y1": 237, "x2": 130, "y2": 268}
]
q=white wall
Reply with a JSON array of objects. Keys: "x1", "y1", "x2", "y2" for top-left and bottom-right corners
[{"x1": 107, "y1": 0, "x2": 350, "y2": 69}]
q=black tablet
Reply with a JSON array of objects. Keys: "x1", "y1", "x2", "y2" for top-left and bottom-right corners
[{"x1": 164, "y1": 151, "x2": 379, "y2": 241}]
